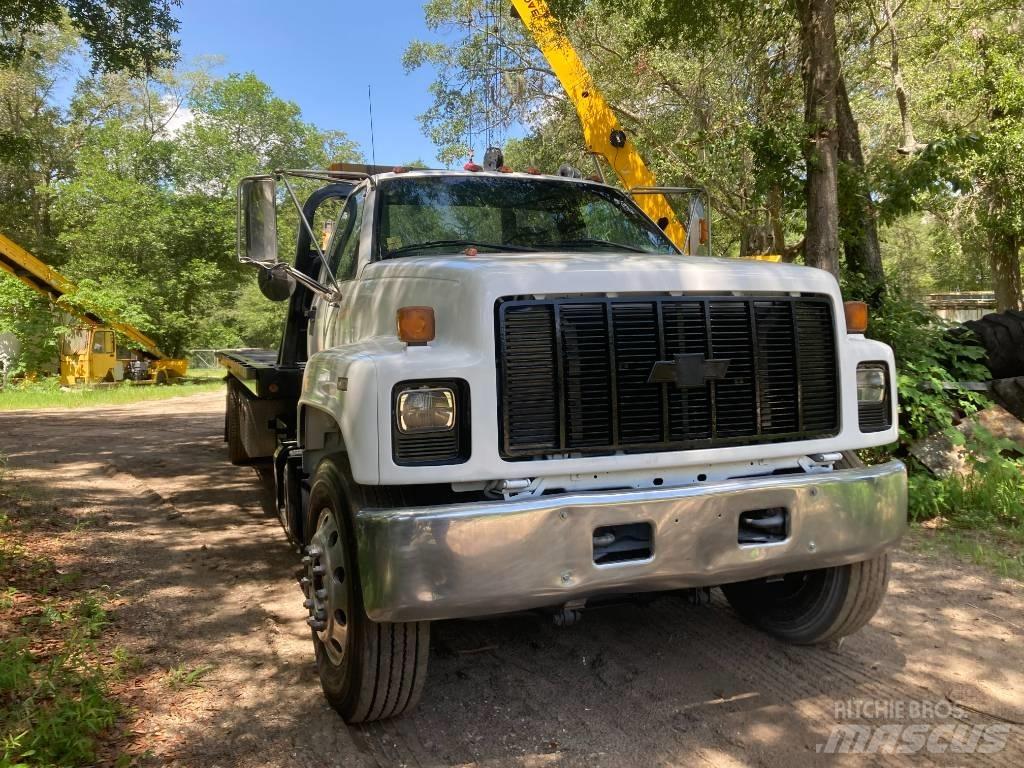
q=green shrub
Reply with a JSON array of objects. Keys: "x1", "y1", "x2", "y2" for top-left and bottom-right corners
[
  {"x1": 862, "y1": 287, "x2": 990, "y2": 447},
  {"x1": 849, "y1": 285, "x2": 1024, "y2": 536},
  {"x1": 908, "y1": 446, "x2": 1024, "y2": 528}
]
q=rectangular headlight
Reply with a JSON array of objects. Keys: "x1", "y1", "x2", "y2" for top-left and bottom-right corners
[
  {"x1": 396, "y1": 387, "x2": 455, "y2": 433},
  {"x1": 856, "y1": 365, "x2": 887, "y2": 403},
  {"x1": 857, "y1": 363, "x2": 891, "y2": 432}
]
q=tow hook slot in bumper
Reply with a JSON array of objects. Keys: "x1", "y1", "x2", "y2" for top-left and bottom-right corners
[
  {"x1": 738, "y1": 507, "x2": 789, "y2": 545},
  {"x1": 593, "y1": 522, "x2": 653, "y2": 564}
]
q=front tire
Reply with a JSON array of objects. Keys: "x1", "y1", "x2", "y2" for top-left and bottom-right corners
[
  {"x1": 303, "y1": 458, "x2": 430, "y2": 722},
  {"x1": 721, "y1": 554, "x2": 890, "y2": 644}
]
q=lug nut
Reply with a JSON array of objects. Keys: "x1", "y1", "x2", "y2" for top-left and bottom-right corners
[
  {"x1": 315, "y1": 588, "x2": 327, "y2": 599},
  {"x1": 301, "y1": 556, "x2": 311, "y2": 565},
  {"x1": 306, "y1": 617, "x2": 326, "y2": 630},
  {"x1": 303, "y1": 598, "x2": 314, "y2": 609},
  {"x1": 312, "y1": 565, "x2": 326, "y2": 575}
]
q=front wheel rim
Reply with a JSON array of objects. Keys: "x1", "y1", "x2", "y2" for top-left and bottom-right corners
[{"x1": 306, "y1": 507, "x2": 349, "y2": 666}]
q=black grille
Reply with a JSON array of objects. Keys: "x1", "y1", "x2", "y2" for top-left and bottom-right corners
[{"x1": 496, "y1": 296, "x2": 839, "y2": 458}]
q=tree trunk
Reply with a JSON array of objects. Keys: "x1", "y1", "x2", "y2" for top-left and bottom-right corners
[
  {"x1": 990, "y1": 233, "x2": 1022, "y2": 311},
  {"x1": 796, "y1": 0, "x2": 841, "y2": 278},
  {"x1": 880, "y1": 0, "x2": 923, "y2": 155},
  {"x1": 767, "y1": 184, "x2": 786, "y2": 254},
  {"x1": 836, "y1": 75, "x2": 885, "y2": 288}
]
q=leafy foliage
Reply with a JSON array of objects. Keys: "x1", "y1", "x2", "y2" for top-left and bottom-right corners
[
  {"x1": 0, "y1": 281, "x2": 58, "y2": 376},
  {"x1": 410, "y1": 0, "x2": 1024, "y2": 298},
  {"x1": 0, "y1": 0, "x2": 180, "y2": 73},
  {"x1": 858, "y1": 287, "x2": 1024, "y2": 534},
  {"x1": 0, "y1": 477, "x2": 122, "y2": 768},
  {"x1": 908, "y1": 436, "x2": 1024, "y2": 530},
  {"x1": 0, "y1": 31, "x2": 362, "y2": 366},
  {"x1": 859, "y1": 286, "x2": 989, "y2": 445}
]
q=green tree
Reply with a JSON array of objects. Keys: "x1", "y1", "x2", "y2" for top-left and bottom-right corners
[
  {"x1": 1, "y1": 37, "x2": 362, "y2": 367},
  {"x1": 50, "y1": 70, "x2": 361, "y2": 356},
  {"x1": 0, "y1": 26, "x2": 79, "y2": 256},
  {"x1": 0, "y1": 0, "x2": 180, "y2": 73}
]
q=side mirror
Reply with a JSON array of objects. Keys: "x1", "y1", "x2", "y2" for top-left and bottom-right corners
[
  {"x1": 238, "y1": 177, "x2": 278, "y2": 265},
  {"x1": 257, "y1": 265, "x2": 296, "y2": 302}
]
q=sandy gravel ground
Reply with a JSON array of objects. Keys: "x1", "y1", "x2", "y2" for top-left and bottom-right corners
[{"x1": 0, "y1": 391, "x2": 1022, "y2": 767}]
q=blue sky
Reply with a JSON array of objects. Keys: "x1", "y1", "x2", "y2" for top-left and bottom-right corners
[{"x1": 175, "y1": 1, "x2": 453, "y2": 166}]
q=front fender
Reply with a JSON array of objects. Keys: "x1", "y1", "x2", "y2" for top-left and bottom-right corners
[{"x1": 300, "y1": 342, "x2": 394, "y2": 484}]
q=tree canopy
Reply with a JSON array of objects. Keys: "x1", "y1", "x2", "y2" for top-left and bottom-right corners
[
  {"x1": 0, "y1": 29, "x2": 362, "y2": 366},
  {"x1": 0, "y1": 0, "x2": 180, "y2": 72},
  {"x1": 407, "y1": 0, "x2": 1024, "y2": 307}
]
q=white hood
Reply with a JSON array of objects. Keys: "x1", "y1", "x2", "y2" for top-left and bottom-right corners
[{"x1": 358, "y1": 251, "x2": 840, "y2": 299}]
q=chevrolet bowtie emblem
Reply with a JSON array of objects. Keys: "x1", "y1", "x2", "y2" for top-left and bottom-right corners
[{"x1": 647, "y1": 353, "x2": 731, "y2": 388}]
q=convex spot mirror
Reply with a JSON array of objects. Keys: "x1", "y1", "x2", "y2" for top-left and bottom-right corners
[
  {"x1": 238, "y1": 177, "x2": 278, "y2": 265},
  {"x1": 257, "y1": 265, "x2": 296, "y2": 302}
]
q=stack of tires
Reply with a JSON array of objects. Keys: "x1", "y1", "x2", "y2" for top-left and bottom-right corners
[{"x1": 962, "y1": 310, "x2": 1024, "y2": 418}]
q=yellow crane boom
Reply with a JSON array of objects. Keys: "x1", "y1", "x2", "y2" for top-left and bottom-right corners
[
  {"x1": 0, "y1": 232, "x2": 169, "y2": 360},
  {"x1": 510, "y1": 0, "x2": 688, "y2": 248}
]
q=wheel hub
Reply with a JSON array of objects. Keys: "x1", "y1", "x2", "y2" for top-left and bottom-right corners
[{"x1": 301, "y1": 508, "x2": 349, "y2": 665}]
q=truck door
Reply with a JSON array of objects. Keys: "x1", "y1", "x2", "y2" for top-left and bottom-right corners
[
  {"x1": 88, "y1": 329, "x2": 117, "y2": 382},
  {"x1": 311, "y1": 187, "x2": 367, "y2": 352}
]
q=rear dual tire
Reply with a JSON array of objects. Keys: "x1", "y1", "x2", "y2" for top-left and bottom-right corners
[
  {"x1": 303, "y1": 458, "x2": 430, "y2": 723},
  {"x1": 225, "y1": 381, "x2": 250, "y2": 465}
]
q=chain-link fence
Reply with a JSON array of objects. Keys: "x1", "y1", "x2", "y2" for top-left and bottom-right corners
[{"x1": 186, "y1": 349, "x2": 221, "y2": 370}]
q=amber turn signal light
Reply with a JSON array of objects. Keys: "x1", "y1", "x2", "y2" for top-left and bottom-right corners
[
  {"x1": 397, "y1": 306, "x2": 435, "y2": 344},
  {"x1": 844, "y1": 300, "x2": 869, "y2": 334}
]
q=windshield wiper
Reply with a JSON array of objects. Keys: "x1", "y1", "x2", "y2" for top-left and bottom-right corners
[
  {"x1": 537, "y1": 238, "x2": 649, "y2": 254},
  {"x1": 386, "y1": 239, "x2": 537, "y2": 257}
]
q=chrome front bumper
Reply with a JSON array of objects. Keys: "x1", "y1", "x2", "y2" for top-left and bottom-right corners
[{"x1": 355, "y1": 461, "x2": 907, "y2": 622}]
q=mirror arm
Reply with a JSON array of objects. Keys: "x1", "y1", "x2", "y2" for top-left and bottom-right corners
[
  {"x1": 273, "y1": 262, "x2": 338, "y2": 301},
  {"x1": 241, "y1": 259, "x2": 338, "y2": 302},
  {"x1": 279, "y1": 173, "x2": 342, "y2": 296}
]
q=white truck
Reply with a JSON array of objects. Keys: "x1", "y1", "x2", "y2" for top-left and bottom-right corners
[{"x1": 220, "y1": 165, "x2": 906, "y2": 723}]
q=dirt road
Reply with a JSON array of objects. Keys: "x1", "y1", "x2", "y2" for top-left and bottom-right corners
[{"x1": 1, "y1": 392, "x2": 1022, "y2": 767}]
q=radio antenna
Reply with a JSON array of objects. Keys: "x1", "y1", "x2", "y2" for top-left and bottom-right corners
[{"x1": 367, "y1": 85, "x2": 377, "y2": 167}]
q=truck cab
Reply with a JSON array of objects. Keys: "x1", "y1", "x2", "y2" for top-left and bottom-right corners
[{"x1": 221, "y1": 167, "x2": 906, "y2": 723}]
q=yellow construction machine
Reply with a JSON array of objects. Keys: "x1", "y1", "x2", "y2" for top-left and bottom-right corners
[
  {"x1": 0, "y1": 233, "x2": 188, "y2": 385},
  {"x1": 510, "y1": 0, "x2": 781, "y2": 261}
]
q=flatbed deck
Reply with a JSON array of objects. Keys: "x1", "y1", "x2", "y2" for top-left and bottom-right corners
[{"x1": 217, "y1": 348, "x2": 303, "y2": 399}]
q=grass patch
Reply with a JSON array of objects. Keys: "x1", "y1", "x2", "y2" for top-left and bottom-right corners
[
  {"x1": 163, "y1": 663, "x2": 214, "y2": 690},
  {"x1": 908, "y1": 458, "x2": 1024, "y2": 531},
  {"x1": 906, "y1": 525, "x2": 1024, "y2": 581},
  {"x1": 0, "y1": 378, "x2": 224, "y2": 411},
  {"x1": 900, "y1": 425, "x2": 1024, "y2": 581},
  {"x1": 0, "y1": 464, "x2": 128, "y2": 767}
]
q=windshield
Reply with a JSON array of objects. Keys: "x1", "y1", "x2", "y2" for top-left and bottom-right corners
[
  {"x1": 376, "y1": 175, "x2": 677, "y2": 258},
  {"x1": 59, "y1": 328, "x2": 90, "y2": 356}
]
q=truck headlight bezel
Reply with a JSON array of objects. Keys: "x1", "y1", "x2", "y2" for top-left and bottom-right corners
[
  {"x1": 392, "y1": 379, "x2": 470, "y2": 465},
  {"x1": 856, "y1": 362, "x2": 891, "y2": 432},
  {"x1": 396, "y1": 386, "x2": 456, "y2": 433}
]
